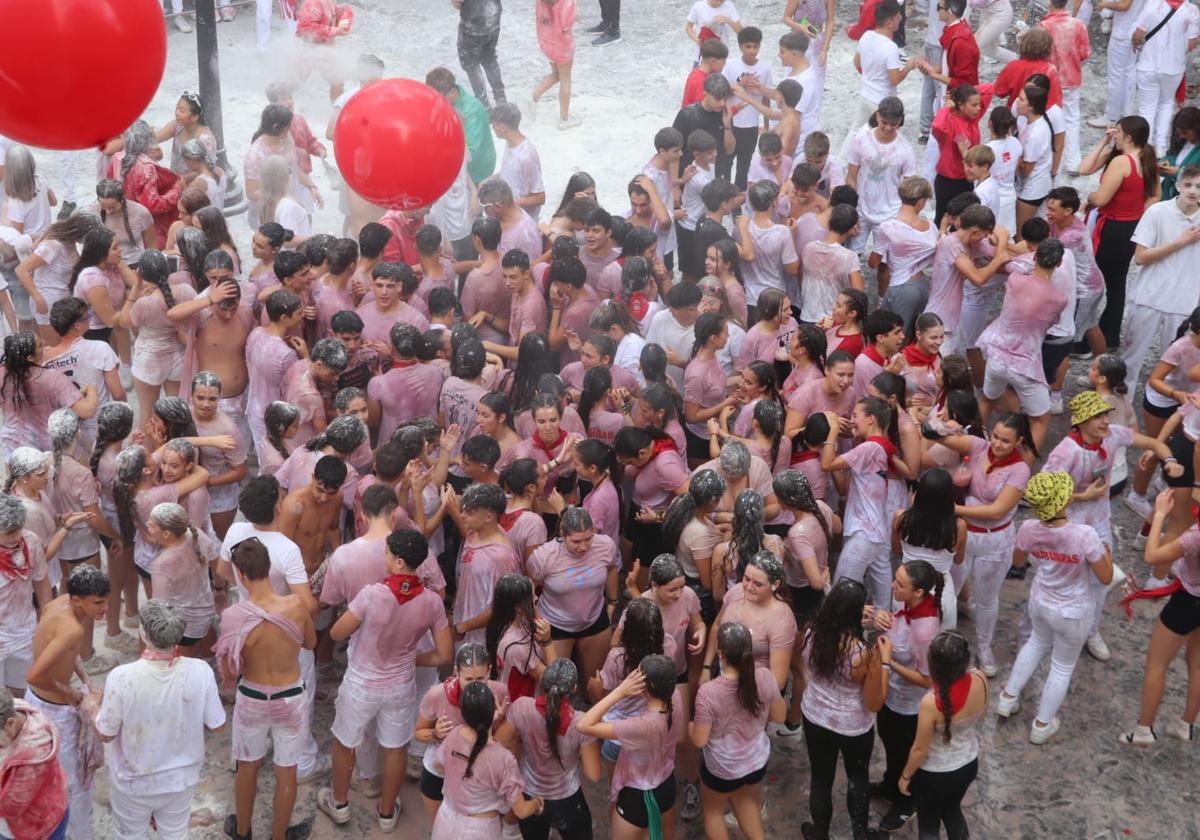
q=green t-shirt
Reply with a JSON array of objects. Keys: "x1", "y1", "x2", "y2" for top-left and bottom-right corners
[{"x1": 455, "y1": 85, "x2": 497, "y2": 184}]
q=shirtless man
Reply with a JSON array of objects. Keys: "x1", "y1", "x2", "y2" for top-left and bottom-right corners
[
  {"x1": 280, "y1": 455, "x2": 348, "y2": 666},
  {"x1": 25, "y1": 564, "x2": 111, "y2": 840},
  {"x1": 215, "y1": 539, "x2": 316, "y2": 840}
]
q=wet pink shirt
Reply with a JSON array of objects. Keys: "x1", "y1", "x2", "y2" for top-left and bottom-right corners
[
  {"x1": 694, "y1": 667, "x2": 781, "y2": 779},
  {"x1": 579, "y1": 245, "x2": 619, "y2": 289},
  {"x1": 737, "y1": 319, "x2": 796, "y2": 368},
  {"x1": 781, "y1": 362, "x2": 823, "y2": 401},
  {"x1": 1170, "y1": 525, "x2": 1200, "y2": 597},
  {"x1": 368, "y1": 362, "x2": 445, "y2": 442},
  {"x1": 509, "y1": 286, "x2": 548, "y2": 346},
  {"x1": 0, "y1": 367, "x2": 81, "y2": 456},
  {"x1": 527, "y1": 534, "x2": 620, "y2": 631},
  {"x1": 720, "y1": 583, "x2": 797, "y2": 669},
  {"x1": 977, "y1": 272, "x2": 1066, "y2": 385},
  {"x1": 346, "y1": 584, "x2": 448, "y2": 686},
  {"x1": 275, "y1": 447, "x2": 360, "y2": 508},
  {"x1": 195, "y1": 413, "x2": 247, "y2": 490},
  {"x1": 535, "y1": 0, "x2": 577, "y2": 64},
  {"x1": 853, "y1": 349, "x2": 887, "y2": 402},
  {"x1": 282, "y1": 360, "x2": 325, "y2": 449},
  {"x1": 783, "y1": 500, "x2": 834, "y2": 589},
  {"x1": 1015, "y1": 520, "x2": 1106, "y2": 619},
  {"x1": 584, "y1": 409, "x2": 625, "y2": 444},
  {"x1": 925, "y1": 234, "x2": 978, "y2": 337},
  {"x1": 495, "y1": 623, "x2": 548, "y2": 700},
  {"x1": 632, "y1": 447, "x2": 690, "y2": 509},
  {"x1": 245, "y1": 328, "x2": 298, "y2": 426},
  {"x1": 560, "y1": 361, "x2": 640, "y2": 394},
  {"x1": 610, "y1": 689, "x2": 686, "y2": 798},
  {"x1": 500, "y1": 213, "x2": 544, "y2": 263},
  {"x1": 0, "y1": 531, "x2": 47, "y2": 656},
  {"x1": 962, "y1": 437, "x2": 1031, "y2": 529},
  {"x1": 500, "y1": 508, "x2": 547, "y2": 562},
  {"x1": 454, "y1": 539, "x2": 521, "y2": 646},
  {"x1": 842, "y1": 440, "x2": 893, "y2": 543},
  {"x1": 439, "y1": 377, "x2": 489, "y2": 462},
  {"x1": 151, "y1": 530, "x2": 219, "y2": 638},
  {"x1": 48, "y1": 456, "x2": 101, "y2": 561},
  {"x1": 798, "y1": 241, "x2": 858, "y2": 323},
  {"x1": 556, "y1": 287, "x2": 602, "y2": 366},
  {"x1": 355, "y1": 300, "x2": 430, "y2": 346},
  {"x1": 75, "y1": 266, "x2": 126, "y2": 330},
  {"x1": 1043, "y1": 424, "x2": 1135, "y2": 539},
  {"x1": 321, "y1": 537, "x2": 387, "y2": 607},
  {"x1": 618, "y1": 587, "x2": 701, "y2": 675},
  {"x1": 507, "y1": 695, "x2": 594, "y2": 799},
  {"x1": 513, "y1": 404, "x2": 585, "y2": 440},
  {"x1": 312, "y1": 279, "x2": 356, "y2": 341},
  {"x1": 438, "y1": 729, "x2": 524, "y2": 815},
  {"x1": 416, "y1": 258, "x2": 457, "y2": 303},
  {"x1": 582, "y1": 478, "x2": 621, "y2": 544},
  {"x1": 786, "y1": 377, "x2": 855, "y2": 424},
  {"x1": 461, "y1": 264, "x2": 510, "y2": 344},
  {"x1": 676, "y1": 516, "x2": 723, "y2": 582},
  {"x1": 421, "y1": 679, "x2": 510, "y2": 736},
  {"x1": 684, "y1": 356, "x2": 727, "y2": 438},
  {"x1": 594, "y1": 262, "x2": 623, "y2": 299}
]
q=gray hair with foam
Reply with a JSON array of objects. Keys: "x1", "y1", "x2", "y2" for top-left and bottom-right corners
[
  {"x1": 5, "y1": 447, "x2": 50, "y2": 493},
  {"x1": 140, "y1": 599, "x2": 186, "y2": 650},
  {"x1": 0, "y1": 494, "x2": 27, "y2": 533},
  {"x1": 558, "y1": 506, "x2": 594, "y2": 536},
  {"x1": 719, "y1": 440, "x2": 752, "y2": 479},
  {"x1": 191, "y1": 370, "x2": 223, "y2": 394},
  {"x1": 455, "y1": 642, "x2": 490, "y2": 671},
  {"x1": 47, "y1": 409, "x2": 80, "y2": 469}
]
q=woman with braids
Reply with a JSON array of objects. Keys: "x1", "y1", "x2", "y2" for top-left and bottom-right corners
[
  {"x1": 498, "y1": 458, "x2": 549, "y2": 565},
  {"x1": 870, "y1": 560, "x2": 946, "y2": 831},
  {"x1": 628, "y1": 380, "x2": 687, "y2": 452},
  {"x1": 70, "y1": 227, "x2": 136, "y2": 343},
  {"x1": 0, "y1": 332, "x2": 97, "y2": 460},
  {"x1": 615, "y1": 425, "x2": 691, "y2": 566},
  {"x1": 259, "y1": 400, "x2": 301, "y2": 477},
  {"x1": 91, "y1": 179, "x2": 155, "y2": 266},
  {"x1": 703, "y1": 549, "x2": 795, "y2": 692},
  {"x1": 486, "y1": 574, "x2": 557, "y2": 701},
  {"x1": 414, "y1": 643, "x2": 512, "y2": 821},
  {"x1": 144, "y1": 501, "x2": 220, "y2": 657},
  {"x1": 498, "y1": 659, "x2": 602, "y2": 840},
  {"x1": 91, "y1": 402, "x2": 138, "y2": 641},
  {"x1": 710, "y1": 489, "x2": 783, "y2": 601},
  {"x1": 113, "y1": 250, "x2": 198, "y2": 427},
  {"x1": 661, "y1": 468, "x2": 726, "y2": 622},
  {"x1": 894, "y1": 469, "x2": 966, "y2": 628},
  {"x1": 797, "y1": 579, "x2": 891, "y2": 840},
  {"x1": 46, "y1": 409, "x2": 117, "y2": 576},
  {"x1": 169, "y1": 226, "x2": 211, "y2": 290},
  {"x1": 577, "y1": 366, "x2": 625, "y2": 445},
  {"x1": 107, "y1": 119, "x2": 182, "y2": 247},
  {"x1": 997, "y1": 472, "x2": 1112, "y2": 745},
  {"x1": 898, "y1": 631, "x2": 986, "y2": 840},
  {"x1": 188, "y1": 371, "x2": 248, "y2": 540},
  {"x1": 578, "y1": 654, "x2": 686, "y2": 840},
  {"x1": 683, "y1": 312, "x2": 737, "y2": 468},
  {"x1": 615, "y1": 253, "x2": 665, "y2": 333},
  {"x1": 691, "y1": 622, "x2": 786, "y2": 840},
  {"x1": 781, "y1": 322, "x2": 828, "y2": 400},
  {"x1": 14, "y1": 212, "x2": 101, "y2": 341}
]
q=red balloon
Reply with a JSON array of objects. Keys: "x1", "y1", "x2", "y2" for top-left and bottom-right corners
[
  {"x1": 334, "y1": 79, "x2": 466, "y2": 211},
  {"x1": 0, "y1": 0, "x2": 167, "y2": 150}
]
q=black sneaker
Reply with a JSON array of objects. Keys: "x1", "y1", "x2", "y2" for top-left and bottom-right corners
[
  {"x1": 586, "y1": 20, "x2": 608, "y2": 33},
  {"x1": 592, "y1": 29, "x2": 622, "y2": 46},
  {"x1": 869, "y1": 781, "x2": 898, "y2": 802},
  {"x1": 1006, "y1": 564, "x2": 1027, "y2": 580},
  {"x1": 223, "y1": 815, "x2": 251, "y2": 840},
  {"x1": 878, "y1": 803, "x2": 914, "y2": 831}
]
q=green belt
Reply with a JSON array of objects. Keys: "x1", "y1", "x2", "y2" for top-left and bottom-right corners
[{"x1": 237, "y1": 682, "x2": 304, "y2": 701}]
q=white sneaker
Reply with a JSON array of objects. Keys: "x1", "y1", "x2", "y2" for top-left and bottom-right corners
[
  {"x1": 501, "y1": 822, "x2": 522, "y2": 839},
  {"x1": 725, "y1": 802, "x2": 768, "y2": 828},
  {"x1": 1086, "y1": 634, "x2": 1112, "y2": 662},
  {"x1": 995, "y1": 690, "x2": 1020, "y2": 718},
  {"x1": 377, "y1": 798, "x2": 402, "y2": 833},
  {"x1": 1048, "y1": 394, "x2": 1064, "y2": 415},
  {"x1": 1118, "y1": 724, "x2": 1157, "y2": 745},
  {"x1": 1029, "y1": 717, "x2": 1060, "y2": 745},
  {"x1": 1142, "y1": 574, "x2": 1173, "y2": 591},
  {"x1": 1100, "y1": 17, "x2": 1112, "y2": 33},
  {"x1": 558, "y1": 115, "x2": 582, "y2": 131},
  {"x1": 1165, "y1": 717, "x2": 1198, "y2": 742},
  {"x1": 978, "y1": 649, "x2": 998, "y2": 677},
  {"x1": 316, "y1": 787, "x2": 350, "y2": 826},
  {"x1": 771, "y1": 719, "x2": 805, "y2": 738},
  {"x1": 1124, "y1": 492, "x2": 1153, "y2": 519},
  {"x1": 174, "y1": 14, "x2": 193, "y2": 32}
]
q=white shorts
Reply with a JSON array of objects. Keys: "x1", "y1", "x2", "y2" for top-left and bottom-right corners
[
  {"x1": 981, "y1": 364, "x2": 1051, "y2": 417},
  {"x1": 131, "y1": 347, "x2": 184, "y2": 387},
  {"x1": 109, "y1": 783, "x2": 194, "y2": 840},
  {"x1": 208, "y1": 479, "x2": 241, "y2": 514},
  {"x1": 1073, "y1": 292, "x2": 1103, "y2": 340},
  {"x1": 331, "y1": 673, "x2": 417, "y2": 750},
  {"x1": 32, "y1": 288, "x2": 69, "y2": 327},
  {"x1": 0, "y1": 649, "x2": 31, "y2": 689},
  {"x1": 231, "y1": 681, "x2": 309, "y2": 766}
]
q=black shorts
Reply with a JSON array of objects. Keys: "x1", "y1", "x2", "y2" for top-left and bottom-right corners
[
  {"x1": 419, "y1": 767, "x2": 444, "y2": 801},
  {"x1": 61, "y1": 553, "x2": 99, "y2": 566},
  {"x1": 135, "y1": 563, "x2": 152, "y2": 580},
  {"x1": 1165, "y1": 428, "x2": 1196, "y2": 489},
  {"x1": 625, "y1": 512, "x2": 666, "y2": 565},
  {"x1": 179, "y1": 633, "x2": 204, "y2": 647},
  {"x1": 699, "y1": 760, "x2": 767, "y2": 794},
  {"x1": 1017, "y1": 195, "x2": 1046, "y2": 208},
  {"x1": 1143, "y1": 393, "x2": 1178, "y2": 420},
  {"x1": 550, "y1": 606, "x2": 611, "y2": 640},
  {"x1": 788, "y1": 584, "x2": 824, "y2": 627},
  {"x1": 1160, "y1": 586, "x2": 1200, "y2": 636},
  {"x1": 83, "y1": 327, "x2": 113, "y2": 342},
  {"x1": 676, "y1": 223, "x2": 700, "y2": 278},
  {"x1": 684, "y1": 575, "x2": 718, "y2": 625},
  {"x1": 1040, "y1": 337, "x2": 1073, "y2": 385},
  {"x1": 614, "y1": 775, "x2": 677, "y2": 829},
  {"x1": 764, "y1": 523, "x2": 790, "y2": 540},
  {"x1": 683, "y1": 424, "x2": 712, "y2": 462}
]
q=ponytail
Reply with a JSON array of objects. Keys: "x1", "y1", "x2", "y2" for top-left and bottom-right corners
[
  {"x1": 459, "y1": 681, "x2": 495, "y2": 780},
  {"x1": 540, "y1": 659, "x2": 578, "y2": 768},
  {"x1": 719, "y1": 622, "x2": 763, "y2": 716}
]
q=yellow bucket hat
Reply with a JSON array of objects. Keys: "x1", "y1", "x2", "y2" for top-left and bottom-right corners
[
  {"x1": 1069, "y1": 390, "x2": 1113, "y2": 427},
  {"x1": 1024, "y1": 471, "x2": 1075, "y2": 522}
]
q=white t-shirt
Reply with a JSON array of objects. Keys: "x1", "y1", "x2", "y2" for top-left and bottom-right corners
[
  {"x1": 94, "y1": 658, "x2": 226, "y2": 795},
  {"x1": 1017, "y1": 117, "x2": 1053, "y2": 201},
  {"x1": 974, "y1": 177, "x2": 1001, "y2": 217},
  {"x1": 687, "y1": 0, "x2": 741, "y2": 53},
  {"x1": 856, "y1": 30, "x2": 902, "y2": 105},
  {"x1": 645, "y1": 309, "x2": 696, "y2": 388},
  {"x1": 847, "y1": 127, "x2": 917, "y2": 225},
  {"x1": 682, "y1": 164, "x2": 716, "y2": 230},
  {"x1": 615, "y1": 332, "x2": 647, "y2": 385},
  {"x1": 5, "y1": 178, "x2": 52, "y2": 238},
  {"x1": 221, "y1": 522, "x2": 308, "y2": 599},
  {"x1": 723, "y1": 56, "x2": 774, "y2": 129},
  {"x1": 1129, "y1": 198, "x2": 1200, "y2": 315},
  {"x1": 738, "y1": 219, "x2": 799, "y2": 305},
  {"x1": 789, "y1": 65, "x2": 823, "y2": 142},
  {"x1": 500, "y1": 139, "x2": 546, "y2": 220},
  {"x1": 987, "y1": 136, "x2": 1022, "y2": 189},
  {"x1": 1113, "y1": 0, "x2": 1148, "y2": 38},
  {"x1": 871, "y1": 218, "x2": 938, "y2": 287},
  {"x1": 428, "y1": 159, "x2": 474, "y2": 242},
  {"x1": 1135, "y1": 0, "x2": 1200, "y2": 75},
  {"x1": 274, "y1": 196, "x2": 311, "y2": 237},
  {"x1": 40, "y1": 337, "x2": 118, "y2": 440}
]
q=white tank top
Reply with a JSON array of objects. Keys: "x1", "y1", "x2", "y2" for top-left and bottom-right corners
[
  {"x1": 923, "y1": 678, "x2": 984, "y2": 773},
  {"x1": 901, "y1": 541, "x2": 956, "y2": 576}
]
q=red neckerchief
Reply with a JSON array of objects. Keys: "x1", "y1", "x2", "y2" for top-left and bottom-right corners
[
  {"x1": 902, "y1": 344, "x2": 938, "y2": 369},
  {"x1": 391, "y1": 358, "x2": 418, "y2": 368},
  {"x1": 535, "y1": 695, "x2": 575, "y2": 735},
  {"x1": 862, "y1": 345, "x2": 887, "y2": 366},
  {"x1": 444, "y1": 677, "x2": 463, "y2": 707},
  {"x1": 895, "y1": 595, "x2": 938, "y2": 624},
  {"x1": 627, "y1": 292, "x2": 649, "y2": 322},
  {"x1": 986, "y1": 448, "x2": 1022, "y2": 474},
  {"x1": 499, "y1": 509, "x2": 528, "y2": 531},
  {"x1": 384, "y1": 573, "x2": 425, "y2": 605},
  {"x1": 650, "y1": 437, "x2": 679, "y2": 460},
  {"x1": 531, "y1": 429, "x2": 568, "y2": 461},
  {"x1": 1069, "y1": 430, "x2": 1108, "y2": 462},
  {"x1": 933, "y1": 672, "x2": 974, "y2": 714},
  {"x1": 866, "y1": 435, "x2": 897, "y2": 461},
  {"x1": 502, "y1": 658, "x2": 538, "y2": 701},
  {"x1": 790, "y1": 448, "x2": 820, "y2": 465},
  {"x1": 140, "y1": 645, "x2": 180, "y2": 666},
  {"x1": 0, "y1": 539, "x2": 30, "y2": 580}
]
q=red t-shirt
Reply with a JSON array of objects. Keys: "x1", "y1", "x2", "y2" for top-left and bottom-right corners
[
  {"x1": 682, "y1": 68, "x2": 709, "y2": 108},
  {"x1": 993, "y1": 58, "x2": 1063, "y2": 109},
  {"x1": 848, "y1": 0, "x2": 882, "y2": 41}
]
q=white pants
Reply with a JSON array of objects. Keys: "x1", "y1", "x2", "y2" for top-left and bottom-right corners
[
  {"x1": 974, "y1": 0, "x2": 1017, "y2": 63},
  {"x1": 257, "y1": 0, "x2": 273, "y2": 49},
  {"x1": 297, "y1": 648, "x2": 321, "y2": 776},
  {"x1": 1121, "y1": 305, "x2": 1189, "y2": 397},
  {"x1": 1137, "y1": 69, "x2": 1184, "y2": 152},
  {"x1": 1062, "y1": 87, "x2": 1082, "y2": 171},
  {"x1": 833, "y1": 534, "x2": 892, "y2": 608},
  {"x1": 961, "y1": 528, "x2": 1015, "y2": 657},
  {"x1": 26, "y1": 692, "x2": 91, "y2": 840},
  {"x1": 109, "y1": 783, "x2": 194, "y2": 840},
  {"x1": 1004, "y1": 600, "x2": 1089, "y2": 724},
  {"x1": 1106, "y1": 36, "x2": 1138, "y2": 122}
]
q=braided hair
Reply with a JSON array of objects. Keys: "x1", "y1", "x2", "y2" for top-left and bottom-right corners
[
  {"x1": 928, "y1": 631, "x2": 972, "y2": 743},
  {"x1": 902, "y1": 559, "x2": 946, "y2": 624},
  {"x1": 540, "y1": 659, "x2": 578, "y2": 767},
  {"x1": 264, "y1": 401, "x2": 300, "y2": 461},
  {"x1": 0, "y1": 332, "x2": 39, "y2": 412},
  {"x1": 772, "y1": 470, "x2": 832, "y2": 546},
  {"x1": 47, "y1": 409, "x2": 80, "y2": 471},
  {"x1": 459, "y1": 681, "x2": 495, "y2": 779},
  {"x1": 138, "y1": 250, "x2": 176, "y2": 309},
  {"x1": 91, "y1": 402, "x2": 134, "y2": 476}
]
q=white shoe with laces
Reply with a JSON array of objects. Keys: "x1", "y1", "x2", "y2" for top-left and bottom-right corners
[
  {"x1": 995, "y1": 690, "x2": 1020, "y2": 718},
  {"x1": 1086, "y1": 633, "x2": 1111, "y2": 662},
  {"x1": 978, "y1": 649, "x2": 998, "y2": 677},
  {"x1": 1029, "y1": 717, "x2": 1060, "y2": 745},
  {"x1": 1124, "y1": 492, "x2": 1152, "y2": 519},
  {"x1": 315, "y1": 787, "x2": 350, "y2": 825},
  {"x1": 377, "y1": 798, "x2": 403, "y2": 833},
  {"x1": 1118, "y1": 724, "x2": 1157, "y2": 745},
  {"x1": 1165, "y1": 717, "x2": 1198, "y2": 742}
]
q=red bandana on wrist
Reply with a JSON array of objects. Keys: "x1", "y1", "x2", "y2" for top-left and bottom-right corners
[
  {"x1": 535, "y1": 695, "x2": 575, "y2": 735},
  {"x1": 1068, "y1": 430, "x2": 1108, "y2": 462},
  {"x1": 902, "y1": 344, "x2": 938, "y2": 369},
  {"x1": 934, "y1": 672, "x2": 974, "y2": 714},
  {"x1": 862, "y1": 345, "x2": 887, "y2": 366},
  {"x1": 986, "y1": 448, "x2": 1022, "y2": 474},
  {"x1": 649, "y1": 437, "x2": 679, "y2": 460},
  {"x1": 895, "y1": 595, "x2": 938, "y2": 624},
  {"x1": 866, "y1": 435, "x2": 897, "y2": 461},
  {"x1": 532, "y1": 429, "x2": 568, "y2": 461},
  {"x1": 0, "y1": 539, "x2": 31, "y2": 580},
  {"x1": 384, "y1": 573, "x2": 425, "y2": 606}
]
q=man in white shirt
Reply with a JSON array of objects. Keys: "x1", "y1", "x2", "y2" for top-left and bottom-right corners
[
  {"x1": 1132, "y1": 0, "x2": 1200, "y2": 150},
  {"x1": 846, "y1": 96, "x2": 918, "y2": 255},
  {"x1": 1121, "y1": 165, "x2": 1200, "y2": 393},
  {"x1": 848, "y1": 0, "x2": 919, "y2": 143},
  {"x1": 1092, "y1": 0, "x2": 1148, "y2": 125},
  {"x1": 40, "y1": 298, "x2": 124, "y2": 453},
  {"x1": 95, "y1": 600, "x2": 225, "y2": 839},
  {"x1": 490, "y1": 103, "x2": 546, "y2": 220},
  {"x1": 645, "y1": 281, "x2": 702, "y2": 387},
  {"x1": 722, "y1": 26, "x2": 774, "y2": 189}
]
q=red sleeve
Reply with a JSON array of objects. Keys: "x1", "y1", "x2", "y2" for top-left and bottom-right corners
[
  {"x1": 993, "y1": 63, "x2": 1016, "y2": 102},
  {"x1": 847, "y1": 0, "x2": 880, "y2": 41},
  {"x1": 126, "y1": 162, "x2": 180, "y2": 216},
  {"x1": 930, "y1": 108, "x2": 952, "y2": 146},
  {"x1": 682, "y1": 70, "x2": 707, "y2": 108},
  {"x1": 296, "y1": 3, "x2": 337, "y2": 40},
  {"x1": 947, "y1": 41, "x2": 978, "y2": 88}
]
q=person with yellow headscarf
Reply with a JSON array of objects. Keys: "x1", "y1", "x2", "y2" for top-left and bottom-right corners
[{"x1": 994, "y1": 471, "x2": 1113, "y2": 745}]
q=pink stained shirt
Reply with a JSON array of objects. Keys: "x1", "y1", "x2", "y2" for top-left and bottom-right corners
[
  {"x1": 786, "y1": 376, "x2": 855, "y2": 424},
  {"x1": 632, "y1": 447, "x2": 690, "y2": 509},
  {"x1": 1170, "y1": 525, "x2": 1200, "y2": 597},
  {"x1": 282, "y1": 360, "x2": 325, "y2": 449},
  {"x1": 509, "y1": 286, "x2": 549, "y2": 346},
  {"x1": 583, "y1": 409, "x2": 625, "y2": 445},
  {"x1": 416, "y1": 257, "x2": 458, "y2": 303},
  {"x1": 737, "y1": 319, "x2": 796, "y2": 369},
  {"x1": 499, "y1": 213, "x2": 545, "y2": 263},
  {"x1": 798, "y1": 241, "x2": 860, "y2": 323},
  {"x1": 962, "y1": 436, "x2": 1031, "y2": 529},
  {"x1": 719, "y1": 583, "x2": 798, "y2": 669},
  {"x1": 694, "y1": 667, "x2": 782, "y2": 779},
  {"x1": 32, "y1": 240, "x2": 77, "y2": 304},
  {"x1": 0, "y1": 531, "x2": 47, "y2": 657},
  {"x1": 320, "y1": 536, "x2": 387, "y2": 607},
  {"x1": 599, "y1": 637, "x2": 678, "y2": 725},
  {"x1": 194, "y1": 412, "x2": 247, "y2": 488},
  {"x1": 454, "y1": 539, "x2": 521, "y2": 646},
  {"x1": 355, "y1": 300, "x2": 430, "y2": 346},
  {"x1": 495, "y1": 623, "x2": 548, "y2": 700},
  {"x1": 901, "y1": 354, "x2": 941, "y2": 407},
  {"x1": 618, "y1": 587, "x2": 701, "y2": 675},
  {"x1": 1152, "y1": 335, "x2": 1200, "y2": 409},
  {"x1": 274, "y1": 447, "x2": 360, "y2": 509},
  {"x1": 420, "y1": 679, "x2": 510, "y2": 762},
  {"x1": 560, "y1": 361, "x2": 640, "y2": 394},
  {"x1": 75, "y1": 266, "x2": 126, "y2": 331},
  {"x1": 853, "y1": 349, "x2": 887, "y2": 403},
  {"x1": 1039, "y1": 10, "x2": 1090, "y2": 89},
  {"x1": 872, "y1": 218, "x2": 939, "y2": 288},
  {"x1": 439, "y1": 377, "x2": 489, "y2": 462},
  {"x1": 841, "y1": 439, "x2": 893, "y2": 543},
  {"x1": 1056, "y1": 217, "x2": 1104, "y2": 298},
  {"x1": 0, "y1": 367, "x2": 81, "y2": 457},
  {"x1": 507, "y1": 696, "x2": 594, "y2": 799},
  {"x1": 1042, "y1": 424, "x2": 1136, "y2": 540},
  {"x1": 368, "y1": 362, "x2": 446, "y2": 443},
  {"x1": 526, "y1": 534, "x2": 621, "y2": 632},
  {"x1": 883, "y1": 604, "x2": 941, "y2": 714},
  {"x1": 781, "y1": 361, "x2": 823, "y2": 402},
  {"x1": 460, "y1": 264, "x2": 510, "y2": 344},
  {"x1": 151, "y1": 531, "x2": 219, "y2": 639},
  {"x1": 609, "y1": 689, "x2": 686, "y2": 799},
  {"x1": 346, "y1": 584, "x2": 448, "y2": 686},
  {"x1": 783, "y1": 500, "x2": 835, "y2": 589},
  {"x1": 594, "y1": 262, "x2": 623, "y2": 299},
  {"x1": 438, "y1": 730, "x2": 524, "y2": 816},
  {"x1": 676, "y1": 516, "x2": 723, "y2": 582},
  {"x1": 556, "y1": 286, "x2": 602, "y2": 366},
  {"x1": 925, "y1": 234, "x2": 982, "y2": 337},
  {"x1": 976, "y1": 272, "x2": 1066, "y2": 386},
  {"x1": 579, "y1": 246, "x2": 620, "y2": 289},
  {"x1": 1015, "y1": 520, "x2": 1107, "y2": 619},
  {"x1": 512, "y1": 403, "x2": 586, "y2": 441},
  {"x1": 582, "y1": 477, "x2": 621, "y2": 544},
  {"x1": 244, "y1": 328, "x2": 298, "y2": 426},
  {"x1": 683, "y1": 355, "x2": 727, "y2": 438},
  {"x1": 47, "y1": 456, "x2": 101, "y2": 562},
  {"x1": 500, "y1": 508, "x2": 548, "y2": 562},
  {"x1": 312, "y1": 279, "x2": 356, "y2": 341},
  {"x1": 535, "y1": 0, "x2": 577, "y2": 64}
]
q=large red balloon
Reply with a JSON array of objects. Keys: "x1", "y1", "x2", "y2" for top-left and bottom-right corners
[
  {"x1": 0, "y1": 0, "x2": 167, "y2": 150},
  {"x1": 334, "y1": 79, "x2": 466, "y2": 211}
]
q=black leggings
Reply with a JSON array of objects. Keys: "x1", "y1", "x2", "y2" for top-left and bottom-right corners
[
  {"x1": 802, "y1": 716, "x2": 875, "y2": 840},
  {"x1": 519, "y1": 788, "x2": 593, "y2": 840},
  {"x1": 876, "y1": 704, "x2": 919, "y2": 810},
  {"x1": 1095, "y1": 217, "x2": 1140, "y2": 348},
  {"x1": 934, "y1": 174, "x2": 973, "y2": 228},
  {"x1": 599, "y1": 0, "x2": 621, "y2": 30},
  {"x1": 730, "y1": 126, "x2": 760, "y2": 189},
  {"x1": 911, "y1": 758, "x2": 978, "y2": 840}
]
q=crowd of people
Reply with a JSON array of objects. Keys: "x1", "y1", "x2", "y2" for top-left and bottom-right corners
[{"x1": 1, "y1": 0, "x2": 1200, "y2": 839}]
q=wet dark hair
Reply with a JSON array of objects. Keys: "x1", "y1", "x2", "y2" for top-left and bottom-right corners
[
  {"x1": 486, "y1": 573, "x2": 539, "y2": 683},
  {"x1": 238, "y1": 475, "x2": 280, "y2": 525},
  {"x1": 252, "y1": 102, "x2": 292, "y2": 141},
  {"x1": 719, "y1": 622, "x2": 763, "y2": 715},
  {"x1": 554, "y1": 171, "x2": 597, "y2": 216},
  {"x1": 1093, "y1": 353, "x2": 1128, "y2": 396},
  {"x1": 793, "y1": 322, "x2": 828, "y2": 372},
  {"x1": 574, "y1": 438, "x2": 623, "y2": 510},
  {"x1": 689, "y1": 312, "x2": 726, "y2": 360},
  {"x1": 928, "y1": 631, "x2": 972, "y2": 743},
  {"x1": 578, "y1": 365, "x2": 612, "y2": 434},
  {"x1": 991, "y1": 411, "x2": 1037, "y2": 460},
  {"x1": 500, "y1": 458, "x2": 541, "y2": 499},
  {"x1": 154, "y1": 397, "x2": 197, "y2": 440},
  {"x1": 265, "y1": 401, "x2": 300, "y2": 461},
  {"x1": 944, "y1": 389, "x2": 983, "y2": 438},
  {"x1": 806, "y1": 579, "x2": 870, "y2": 681},
  {"x1": 0, "y1": 333, "x2": 40, "y2": 412},
  {"x1": 510, "y1": 333, "x2": 558, "y2": 414},
  {"x1": 618, "y1": 598, "x2": 665, "y2": 678},
  {"x1": 459, "y1": 681, "x2": 495, "y2": 779},
  {"x1": 902, "y1": 559, "x2": 945, "y2": 623},
  {"x1": 661, "y1": 468, "x2": 727, "y2": 551},
  {"x1": 899, "y1": 469, "x2": 958, "y2": 552},
  {"x1": 640, "y1": 653, "x2": 677, "y2": 723},
  {"x1": 539, "y1": 659, "x2": 578, "y2": 767},
  {"x1": 90, "y1": 401, "x2": 134, "y2": 476},
  {"x1": 258, "y1": 222, "x2": 292, "y2": 250},
  {"x1": 69, "y1": 227, "x2": 116, "y2": 294},
  {"x1": 479, "y1": 391, "x2": 514, "y2": 430}
]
